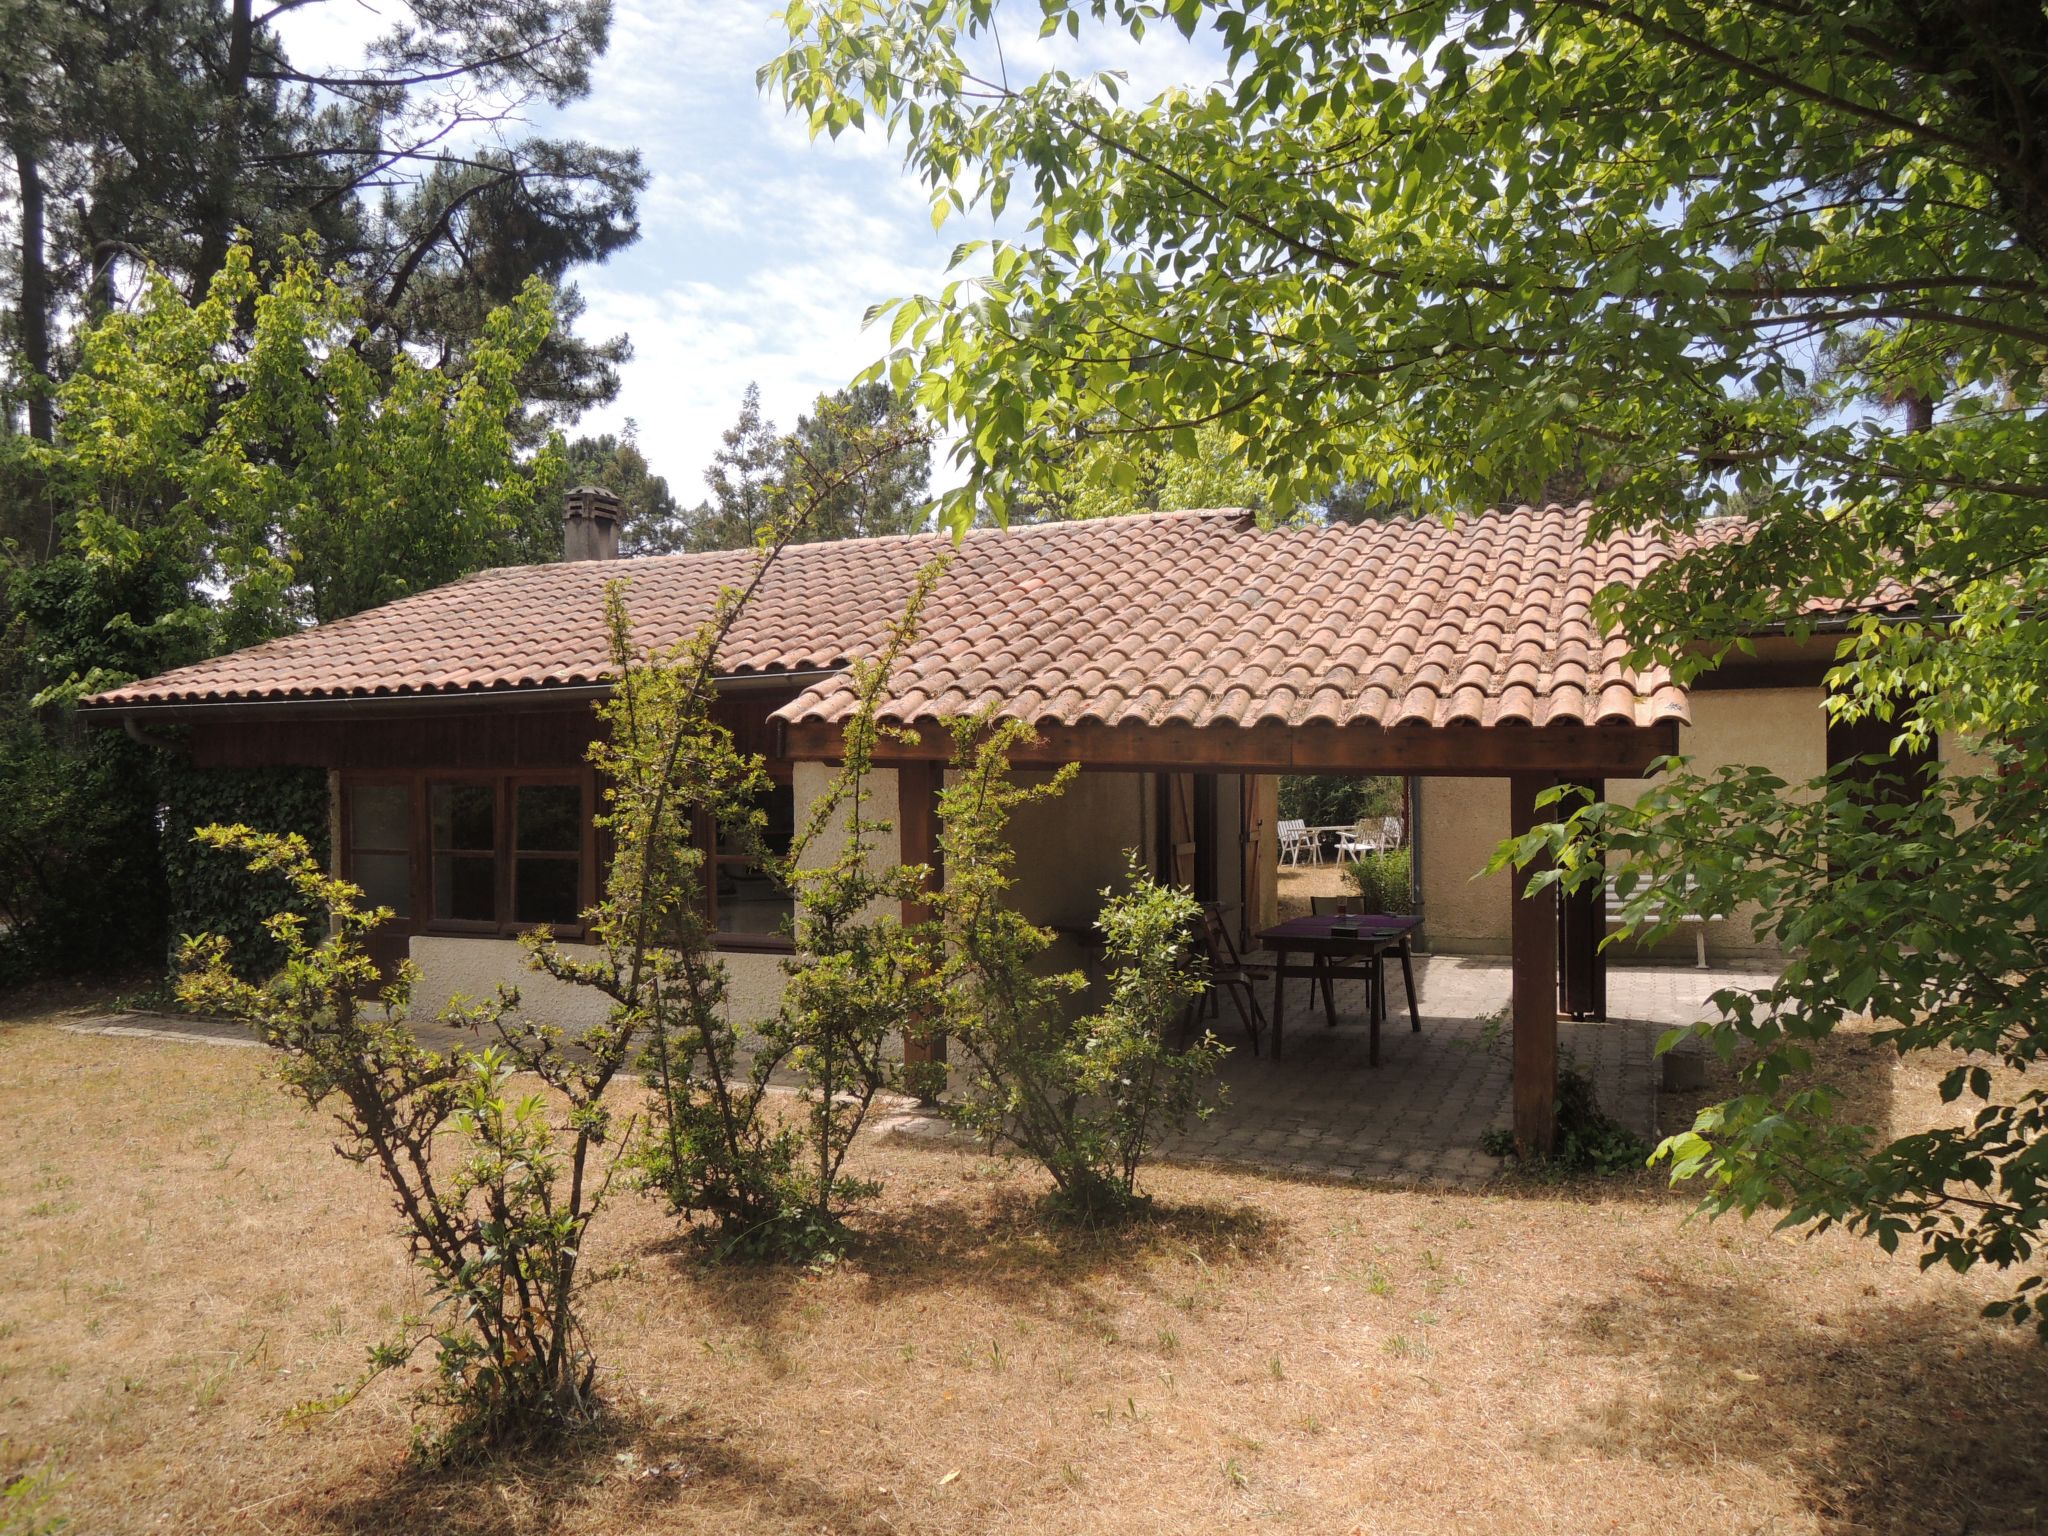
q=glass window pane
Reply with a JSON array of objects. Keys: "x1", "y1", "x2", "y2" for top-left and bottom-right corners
[
  {"x1": 350, "y1": 783, "x2": 410, "y2": 851},
  {"x1": 716, "y1": 861, "x2": 794, "y2": 936},
  {"x1": 433, "y1": 853, "x2": 496, "y2": 922},
  {"x1": 431, "y1": 783, "x2": 496, "y2": 852},
  {"x1": 516, "y1": 783, "x2": 582, "y2": 852},
  {"x1": 715, "y1": 782, "x2": 796, "y2": 860},
  {"x1": 515, "y1": 857, "x2": 581, "y2": 925},
  {"x1": 352, "y1": 851, "x2": 411, "y2": 917}
]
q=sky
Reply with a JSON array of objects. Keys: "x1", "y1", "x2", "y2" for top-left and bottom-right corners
[{"x1": 286, "y1": 1, "x2": 1221, "y2": 505}]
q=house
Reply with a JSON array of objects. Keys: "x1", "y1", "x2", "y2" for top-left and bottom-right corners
[
  {"x1": 82, "y1": 494, "x2": 1884, "y2": 1150},
  {"x1": 1415, "y1": 553, "x2": 1980, "y2": 968}
]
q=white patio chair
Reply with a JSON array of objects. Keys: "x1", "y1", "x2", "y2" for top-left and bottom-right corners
[
  {"x1": 1278, "y1": 818, "x2": 1315, "y2": 865},
  {"x1": 1334, "y1": 822, "x2": 1376, "y2": 860},
  {"x1": 1379, "y1": 815, "x2": 1404, "y2": 848}
]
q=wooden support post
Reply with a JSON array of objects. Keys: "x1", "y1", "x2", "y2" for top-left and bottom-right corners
[
  {"x1": 1509, "y1": 773, "x2": 1559, "y2": 1157},
  {"x1": 1557, "y1": 777, "x2": 1606, "y2": 1021},
  {"x1": 896, "y1": 760, "x2": 946, "y2": 1091}
]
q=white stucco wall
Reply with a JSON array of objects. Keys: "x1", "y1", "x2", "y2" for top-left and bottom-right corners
[
  {"x1": 791, "y1": 758, "x2": 903, "y2": 918},
  {"x1": 1000, "y1": 767, "x2": 1152, "y2": 982},
  {"x1": 408, "y1": 935, "x2": 612, "y2": 1031},
  {"x1": 1609, "y1": 686, "x2": 1829, "y2": 961},
  {"x1": 405, "y1": 938, "x2": 790, "y2": 1034},
  {"x1": 1417, "y1": 685, "x2": 1830, "y2": 961},
  {"x1": 1242, "y1": 774, "x2": 1281, "y2": 936},
  {"x1": 1414, "y1": 775, "x2": 1513, "y2": 954}
]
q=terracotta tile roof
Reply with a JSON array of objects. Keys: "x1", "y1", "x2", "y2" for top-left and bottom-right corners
[
  {"x1": 82, "y1": 537, "x2": 948, "y2": 707},
  {"x1": 1678, "y1": 514, "x2": 1919, "y2": 616},
  {"x1": 85, "y1": 503, "x2": 1759, "y2": 727},
  {"x1": 781, "y1": 505, "x2": 1690, "y2": 731}
]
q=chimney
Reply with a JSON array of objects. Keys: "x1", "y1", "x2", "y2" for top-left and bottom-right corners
[{"x1": 562, "y1": 485, "x2": 622, "y2": 561}]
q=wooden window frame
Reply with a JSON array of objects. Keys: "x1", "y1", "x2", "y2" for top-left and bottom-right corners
[
  {"x1": 701, "y1": 762, "x2": 798, "y2": 953},
  {"x1": 428, "y1": 778, "x2": 504, "y2": 935},
  {"x1": 509, "y1": 780, "x2": 587, "y2": 931},
  {"x1": 340, "y1": 775, "x2": 418, "y2": 921},
  {"x1": 340, "y1": 768, "x2": 599, "y2": 942},
  {"x1": 339, "y1": 761, "x2": 809, "y2": 954}
]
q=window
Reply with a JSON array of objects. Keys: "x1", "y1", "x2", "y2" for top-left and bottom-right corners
[
  {"x1": 514, "y1": 783, "x2": 584, "y2": 925},
  {"x1": 347, "y1": 781, "x2": 412, "y2": 916},
  {"x1": 1825, "y1": 700, "x2": 1938, "y2": 877},
  {"x1": 342, "y1": 764, "x2": 799, "y2": 947},
  {"x1": 431, "y1": 782, "x2": 498, "y2": 924},
  {"x1": 417, "y1": 774, "x2": 591, "y2": 935},
  {"x1": 707, "y1": 779, "x2": 796, "y2": 942},
  {"x1": 1826, "y1": 707, "x2": 1938, "y2": 806}
]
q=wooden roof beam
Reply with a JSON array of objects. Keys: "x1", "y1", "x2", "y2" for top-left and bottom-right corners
[{"x1": 779, "y1": 719, "x2": 1680, "y2": 778}]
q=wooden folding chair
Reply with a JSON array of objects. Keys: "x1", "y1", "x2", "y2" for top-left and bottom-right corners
[{"x1": 1191, "y1": 906, "x2": 1266, "y2": 1055}]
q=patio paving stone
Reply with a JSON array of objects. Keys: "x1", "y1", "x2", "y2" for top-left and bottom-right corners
[{"x1": 879, "y1": 952, "x2": 1779, "y2": 1188}]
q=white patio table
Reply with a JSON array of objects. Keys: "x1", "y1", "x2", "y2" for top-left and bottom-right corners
[{"x1": 1303, "y1": 823, "x2": 1372, "y2": 861}]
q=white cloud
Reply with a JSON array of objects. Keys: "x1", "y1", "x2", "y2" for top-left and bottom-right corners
[{"x1": 286, "y1": 0, "x2": 1233, "y2": 499}]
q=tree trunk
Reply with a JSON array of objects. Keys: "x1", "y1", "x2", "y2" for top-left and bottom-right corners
[
  {"x1": 14, "y1": 138, "x2": 53, "y2": 444},
  {"x1": 192, "y1": 0, "x2": 253, "y2": 291}
]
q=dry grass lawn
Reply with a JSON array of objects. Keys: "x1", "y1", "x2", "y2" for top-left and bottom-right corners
[
  {"x1": 1276, "y1": 862, "x2": 1353, "y2": 920},
  {"x1": 3, "y1": 994, "x2": 2045, "y2": 1536}
]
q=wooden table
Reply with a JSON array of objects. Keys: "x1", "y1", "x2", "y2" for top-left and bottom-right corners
[{"x1": 1253, "y1": 914, "x2": 1422, "y2": 1064}]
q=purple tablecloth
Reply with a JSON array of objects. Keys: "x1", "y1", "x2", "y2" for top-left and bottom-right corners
[{"x1": 1256, "y1": 913, "x2": 1420, "y2": 944}]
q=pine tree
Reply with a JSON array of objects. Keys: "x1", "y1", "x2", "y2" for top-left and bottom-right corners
[
  {"x1": 546, "y1": 425, "x2": 687, "y2": 556},
  {"x1": 690, "y1": 384, "x2": 785, "y2": 551},
  {"x1": 683, "y1": 382, "x2": 934, "y2": 551},
  {"x1": 0, "y1": 0, "x2": 645, "y2": 442},
  {"x1": 782, "y1": 381, "x2": 931, "y2": 540}
]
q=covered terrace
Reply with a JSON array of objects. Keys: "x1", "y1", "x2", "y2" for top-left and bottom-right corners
[{"x1": 770, "y1": 505, "x2": 1699, "y2": 1155}]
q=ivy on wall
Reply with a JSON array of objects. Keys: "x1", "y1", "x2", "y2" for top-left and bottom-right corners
[
  {"x1": 0, "y1": 717, "x2": 168, "y2": 985},
  {"x1": 158, "y1": 757, "x2": 330, "y2": 980}
]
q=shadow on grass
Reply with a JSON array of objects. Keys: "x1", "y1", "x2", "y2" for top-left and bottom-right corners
[
  {"x1": 647, "y1": 1176, "x2": 1284, "y2": 1353},
  {"x1": 313, "y1": 1192, "x2": 1282, "y2": 1532},
  {"x1": 309, "y1": 1400, "x2": 898, "y2": 1536},
  {"x1": 1546, "y1": 1271, "x2": 2048, "y2": 1536},
  {"x1": 854, "y1": 1179, "x2": 1284, "y2": 1296},
  {"x1": 1473, "y1": 1010, "x2": 1910, "y2": 1210}
]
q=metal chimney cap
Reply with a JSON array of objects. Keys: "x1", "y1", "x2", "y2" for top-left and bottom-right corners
[{"x1": 563, "y1": 485, "x2": 622, "y2": 519}]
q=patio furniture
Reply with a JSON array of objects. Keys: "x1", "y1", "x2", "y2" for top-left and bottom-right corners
[
  {"x1": 1301, "y1": 895, "x2": 1351, "y2": 1016},
  {"x1": 1333, "y1": 822, "x2": 1377, "y2": 861},
  {"x1": 1379, "y1": 815, "x2": 1404, "y2": 848},
  {"x1": 1603, "y1": 875, "x2": 1724, "y2": 969},
  {"x1": 1277, "y1": 818, "x2": 1317, "y2": 865},
  {"x1": 1191, "y1": 906, "x2": 1267, "y2": 1054},
  {"x1": 1253, "y1": 913, "x2": 1422, "y2": 1063}
]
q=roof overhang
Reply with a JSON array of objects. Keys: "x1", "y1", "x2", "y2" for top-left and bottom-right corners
[
  {"x1": 781, "y1": 718, "x2": 1682, "y2": 779},
  {"x1": 76, "y1": 668, "x2": 838, "y2": 724}
]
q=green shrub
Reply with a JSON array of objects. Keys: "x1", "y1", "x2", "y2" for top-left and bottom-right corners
[
  {"x1": 160, "y1": 759, "x2": 329, "y2": 978},
  {"x1": 1343, "y1": 849, "x2": 1413, "y2": 914},
  {"x1": 560, "y1": 418, "x2": 939, "y2": 1264},
  {"x1": 181, "y1": 829, "x2": 631, "y2": 1459},
  {"x1": 1481, "y1": 1062, "x2": 1652, "y2": 1175},
  {"x1": 936, "y1": 720, "x2": 1228, "y2": 1220},
  {"x1": 580, "y1": 571, "x2": 943, "y2": 1262},
  {"x1": 0, "y1": 716, "x2": 165, "y2": 984},
  {"x1": 1473, "y1": 1010, "x2": 1650, "y2": 1176},
  {"x1": 0, "y1": 1451, "x2": 67, "y2": 1536}
]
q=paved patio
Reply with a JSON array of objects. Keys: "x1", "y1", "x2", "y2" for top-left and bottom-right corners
[
  {"x1": 69, "y1": 954, "x2": 1780, "y2": 1188},
  {"x1": 884, "y1": 953, "x2": 1779, "y2": 1186}
]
